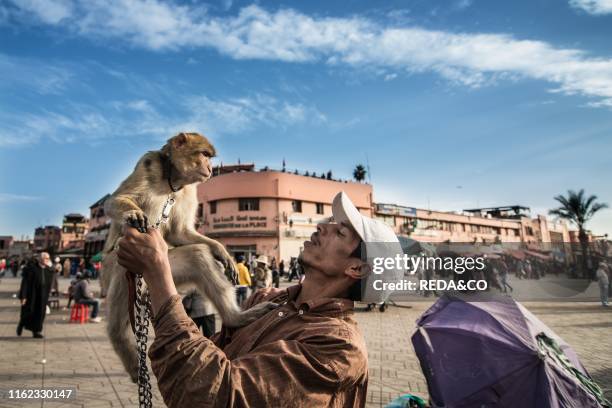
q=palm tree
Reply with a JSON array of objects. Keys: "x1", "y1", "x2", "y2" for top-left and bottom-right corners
[
  {"x1": 353, "y1": 164, "x2": 367, "y2": 183},
  {"x1": 549, "y1": 189, "x2": 608, "y2": 279}
]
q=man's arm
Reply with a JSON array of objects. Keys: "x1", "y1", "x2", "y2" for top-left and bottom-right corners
[{"x1": 148, "y1": 295, "x2": 366, "y2": 408}]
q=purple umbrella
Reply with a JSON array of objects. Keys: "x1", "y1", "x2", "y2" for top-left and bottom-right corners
[{"x1": 411, "y1": 293, "x2": 610, "y2": 407}]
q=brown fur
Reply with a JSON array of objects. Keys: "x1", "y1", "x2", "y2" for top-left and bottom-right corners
[{"x1": 102, "y1": 132, "x2": 276, "y2": 381}]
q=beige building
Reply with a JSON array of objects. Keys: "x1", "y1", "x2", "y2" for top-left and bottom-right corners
[
  {"x1": 33, "y1": 226, "x2": 62, "y2": 254},
  {"x1": 60, "y1": 213, "x2": 88, "y2": 251},
  {"x1": 198, "y1": 165, "x2": 372, "y2": 263},
  {"x1": 84, "y1": 194, "x2": 111, "y2": 257}
]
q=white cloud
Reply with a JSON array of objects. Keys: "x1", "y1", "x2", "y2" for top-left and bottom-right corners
[
  {"x1": 0, "y1": 193, "x2": 42, "y2": 202},
  {"x1": 181, "y1": 94, "x2": 325, "y2": 135},
  {"x1": 5, "y1": 2, "x2": 612, "y2": 107},
  {"x1": 0, "y1": 53, "x2": 73, "y2": 94},
  {"x1": 0, "y1": 92, "x2": 325, "y2": 147},
  {"x1": 569, "y1": 0, "x2": 612, "y2": 15},
  {"x1": 7, "y1": 0, "x2": 73, "y2": 24}
]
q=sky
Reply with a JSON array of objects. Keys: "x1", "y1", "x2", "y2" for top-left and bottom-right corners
[{"x1": 1, "y1": 0, "x2": 611, "y2": 239}]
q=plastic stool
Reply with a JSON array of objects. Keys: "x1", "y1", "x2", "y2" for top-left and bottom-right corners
[{"x1": 70, "y1": 303, "x2": 89, "y2": 323}]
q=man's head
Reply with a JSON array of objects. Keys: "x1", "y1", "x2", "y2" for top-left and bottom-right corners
[
  {"x1": 300, "y1": 192, "x2": 400, "y2": 301},
  {"x1": 39, "y1": 252, "x2": 51, "y2": 267},
  {"x1": 300, "y1": 220, "x2": 366, "y2": 298}
]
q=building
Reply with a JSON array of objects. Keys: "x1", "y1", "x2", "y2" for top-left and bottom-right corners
[
  {"x1": 33, "y1": 226, "x2": 62, "y2": 254},
  {"x1": 9, "y1": 240, "x2": 33, "y2": 258},
  {"x1": 60, "y1": 213, "x2": 88, "y2": 251},
  {"x1": 374, "y1": 203, "x2": 572, "y2": 246},
  {"x1": 198, "y1": 166, "x2": 372, "y2": 263},
  {"x1": 195, "y1": 164, "x2": 585, "y2": 263},
  {"x1": 374, "y1": 204, "x2": 523, "y2": 243},
  {"x1": 0, "y1": 236, "x2": 13, "y2": 258},
  {"x1": 84, "y1": 194, "x2": 112, "y2": 257}
]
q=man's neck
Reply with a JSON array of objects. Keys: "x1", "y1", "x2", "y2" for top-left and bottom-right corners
[{"x1": 295, "y1": 266, "x2": 349, "y2": 305}]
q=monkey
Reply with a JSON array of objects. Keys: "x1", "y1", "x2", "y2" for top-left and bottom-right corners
[{"x1": 101, "y1": 132, "x2": 276, "y2": 382}]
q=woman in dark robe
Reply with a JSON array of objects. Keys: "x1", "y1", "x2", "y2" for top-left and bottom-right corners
[{"x1": 17, "y1": 252, "x2": 54, "y2": 338}]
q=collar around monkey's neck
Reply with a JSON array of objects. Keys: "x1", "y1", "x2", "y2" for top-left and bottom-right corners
[{"x1": 162, "y1": 152, "x2": 183, "y2": 193}]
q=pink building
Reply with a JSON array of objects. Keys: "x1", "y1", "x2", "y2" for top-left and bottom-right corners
[{"x1": 198, "y1": 166, "x2": 372, "y2": 263}]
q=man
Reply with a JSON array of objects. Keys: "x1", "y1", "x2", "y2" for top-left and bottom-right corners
[
  {"x1": 596, "y1": 260, "x2": 609, "y2": 307},
  {"x1": 235, "y1": 255, "x2": 251, "y2": 306},
  {"x1": 17, "y1": 252, "x2": 55, "y2": 338},
  {"x1": 253, "y1": 255, "x2": 272, "y2": 289},
  {"x1": 117, "y1": 192, "x2": 401, "y2": 407},
  {"x1": 73, "y1": 272, "x2": 102, "y2": 322},
  {"x1": 183, "y1": 289, "x2": 216, "y2": 338}
]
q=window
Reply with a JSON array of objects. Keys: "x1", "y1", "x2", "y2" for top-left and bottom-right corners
[
  {"x1": 198, "y1": 203, "x2": 204, "y2": 217},
  {"x1": 208, "y1": 201, "x2": 216, "y2": 215},
  {"x1": 316, "y1": 202, "x2": 324, "y2": 215},
  {"x1": 292, "y1": 200, "x2": 302, "y2": 212},
  {"x1": 239, "y1": 198, "x2": 260, "y2": 211}
]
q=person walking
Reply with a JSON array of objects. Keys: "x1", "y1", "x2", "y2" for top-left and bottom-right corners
[
  {"x1": 183, "y1": 289, "x2": 216, "y2": 338},
  {"x1": 17, "y1": 252, "x2": 55, "y2": 338},
  {"x1": 235, "y1": 255, "x2": 251, "y2": 306},
  {"x1": 63, "y1": 258, "x2": 71, "y2": 278},
  {"x1": 596, "y1": 260, "x2": 609, "y2": 307},
  {"x1": 270, "y1": 257, "x2": 280, "y2": 289},
  {"x1": 51, "y1": 257, "x2": 62, "y2": 296},
  {"x1": 279, "y1": 259, "x2": 285, "y2": 278},
  {"x1": 73, "y1": 272, "x2": 102, "y2": 322},
  {"x1": 499, "y1": 260, "x2": 513, "y2": 293},
  {"x1": 254, "y1": 255, "x2": 272, "y2": 290}
]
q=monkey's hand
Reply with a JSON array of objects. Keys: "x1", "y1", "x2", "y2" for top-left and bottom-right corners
[
  {"x1": 124, "y1": 210, "x2": 149, "y2": 233},
  {"x1": 210, "y1": 241, "x2": 238, "y2": 284}
]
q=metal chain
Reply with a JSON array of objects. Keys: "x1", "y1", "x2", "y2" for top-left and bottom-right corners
[
  {"x1": 131, "y1": 191, "x2": 175, "y2": 407},
  {"x1": 152, "y1": 193, "x2": 176, "y2": 229},
  {"x1": 135, "y1": 274, "x2": 153, "y2": 408}
]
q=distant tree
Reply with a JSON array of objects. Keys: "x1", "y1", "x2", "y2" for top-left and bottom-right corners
[
  {"x1": 549, "y1": 189, "x2": 608, "y2": 279},
  {"x1": 305, "y1": 171, "x2": 310, "y2": 177},
  {"x1": 293, "y1": 169, "x2": 299, "y2": 175},
  {"x1": 320, "y1": 173, "x2": 325, "y2": 179},
  {"x1": 326, "y1": 170, "x2": 332, "y2": 180},
  {"x1": 353, "y1": 164, "x2": 367, "y2": 183}
]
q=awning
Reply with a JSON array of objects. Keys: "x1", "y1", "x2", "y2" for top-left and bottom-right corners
[{"x1": 525, "y1": 250, "x2": 551, "y2": 261}]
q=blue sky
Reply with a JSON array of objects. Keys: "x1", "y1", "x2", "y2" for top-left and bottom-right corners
[{"x1": 1, "y1": 0, "x2": 611, "y2": 239}]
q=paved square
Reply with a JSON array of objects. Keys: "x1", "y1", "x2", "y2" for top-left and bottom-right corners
[{"x1": 0, "y1": 276, "x2": 610, "y2": 407}]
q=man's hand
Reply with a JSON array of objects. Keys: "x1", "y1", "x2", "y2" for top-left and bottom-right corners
[
  {"x1": 21, "y1": 298, "x2": 27, "y2": 305},
  {"x1": 117, "y1": 227, "x2": 177, "y2": 315}
]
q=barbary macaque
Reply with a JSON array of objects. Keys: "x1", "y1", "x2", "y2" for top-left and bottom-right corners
[{"x1": 102, "y1": 132, "x2": 276, "y2": 381}]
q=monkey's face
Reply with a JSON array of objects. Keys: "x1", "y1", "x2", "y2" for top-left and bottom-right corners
[{"x1": 168, "y1": 132, "x2": 217, "y2": 184}]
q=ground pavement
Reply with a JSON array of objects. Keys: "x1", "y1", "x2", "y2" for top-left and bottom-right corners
[{"x1": 0, "y1": 275, "x2": 610, "y2": 407}]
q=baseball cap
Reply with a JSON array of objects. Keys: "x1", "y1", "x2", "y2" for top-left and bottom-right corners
[{"x1": 332, "y1": 191, "x2": 403, "y2": 302}]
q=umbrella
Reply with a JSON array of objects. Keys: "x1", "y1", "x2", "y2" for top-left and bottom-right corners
[{"x1": 412, "y1": 293, "x2": 610, "y2": 407}]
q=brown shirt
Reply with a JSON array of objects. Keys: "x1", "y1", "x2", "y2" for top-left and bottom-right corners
[{"x1": 149, "y1": 285, "x2": 368, "y2": 408}]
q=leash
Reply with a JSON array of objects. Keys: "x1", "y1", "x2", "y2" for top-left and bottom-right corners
[{"x1": 125, "y1": 191, "x2": 177, "y2": 408}]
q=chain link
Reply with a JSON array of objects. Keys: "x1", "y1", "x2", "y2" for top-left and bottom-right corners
[{"x1": 135, "y1": 274, "x2": 153, "y2": 408}]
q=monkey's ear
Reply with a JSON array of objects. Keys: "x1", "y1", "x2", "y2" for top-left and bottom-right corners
[{"x1": 172, "y1": 133, "x2": 188, "y2": 149}]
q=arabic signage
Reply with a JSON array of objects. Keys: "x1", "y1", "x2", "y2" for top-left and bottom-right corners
[{"x1": 212, "y1": 215, "x2": 267, "y2": 229}]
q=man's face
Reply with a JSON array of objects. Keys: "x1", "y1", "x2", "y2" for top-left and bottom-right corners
[
  {"x1": 39, "y1": 252, "x2": 50, "y2": 266},
  {"x1": 300, "y1": 221, "x2": 361, "y2": 278}
]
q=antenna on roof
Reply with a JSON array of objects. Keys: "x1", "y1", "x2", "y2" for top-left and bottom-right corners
[{"x1": 365, "y1": 153, "x2": 372, "y2": 184}]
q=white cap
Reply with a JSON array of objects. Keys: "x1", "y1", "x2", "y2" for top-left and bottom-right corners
[
  {"x1": 332, "y1": 191, "x2": 403, "y2": 302},
  {"x1": 332, "y1": 191, "x2": 399, "y2": 243}
]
